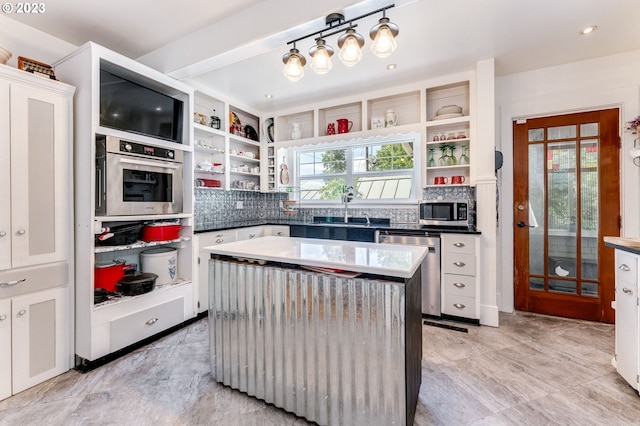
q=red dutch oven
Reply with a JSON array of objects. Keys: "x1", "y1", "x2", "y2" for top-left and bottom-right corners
[
  {"x1": 142, "y1": 222, "x2": 181, "y2": 242},
  {"x1": 94, "y1": 259, "x2": 133, "y2": 292}
]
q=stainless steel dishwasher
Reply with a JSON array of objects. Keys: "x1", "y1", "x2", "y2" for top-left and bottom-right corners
[{"x1": 376, "y1": 229, "x2": 441, "y2": 317}]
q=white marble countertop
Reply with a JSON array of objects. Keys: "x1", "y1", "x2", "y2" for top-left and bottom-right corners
[{"x1": 203, "y1": 236, "x2": 428, "y2": 278}]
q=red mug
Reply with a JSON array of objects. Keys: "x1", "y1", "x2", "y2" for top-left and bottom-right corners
[
  {"x1": 451, "y1": 175, "x2": 466, "y2": 185},
  {"x1": 327, "y1": 123, "x2": 336, "y2": 135},
  {"x1": 433, "y1": 176, "x2": 448, "y2": 185},
  {"x1": 337, "y1": 118, "x2": 353, "y2": 134}
]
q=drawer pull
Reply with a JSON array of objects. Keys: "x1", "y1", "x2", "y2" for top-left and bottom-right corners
[
  {"x1": 618, "y1": 264, "x2": 631, "y2": 272},
  {"x1": 453, "y1": 242, "x2": 465, "y2": 248},
  {"x1": 215, "y1": 238, "x2": 224, "y2": 243},
  {"x1": 623, "y1": 287, "x2": 633, "y2": 294},
  {"x1": 248, "y1": 233, "x2": 256, "y2": 238},
  {"x1": 453, "y1": 261, "x2": 466, "y2": 267},
  {"x1": 146, "y1": 318, "x2": 159, "y2": 325},
  {"x1": 0, "y1": 315, "x2": 6, "y2": 321},
  {"x1": 453, "y1": 303, "x2": 466, "y2": 309},
  {"x1": 453, "y1": 282, "x2": 466, "y2": 288},
  {"x1": 16, "y1": 229, "x2": 26, "y2": 236},
  {"x1": 0, "y1": 278, "x2": 26, "y2": 287},
  {"x1": 0, "y1": 231, "x2": 6, "y2": 237},
  {"x1": 276, "y1": 232, "x2": 284, "y2": 236},
  {"x1": 17, "y1": 309, "x2": 27, "y2": 316},
  {"x1": 216, "y1": 234, "x2": 224, "y2": 237}
]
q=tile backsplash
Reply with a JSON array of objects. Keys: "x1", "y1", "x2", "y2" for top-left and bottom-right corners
[{"x1": 195, "y1": 186, "x2": 476, "y2": 229}]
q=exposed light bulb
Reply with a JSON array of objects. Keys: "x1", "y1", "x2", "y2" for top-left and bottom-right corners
[
  {"x1": 338, "y1": 30, "x2": 364, "y2": 67},
  {"x1": 310, "y1": 39, "x2": 334, "y2": 74},
  {"x1": 371, "y1": 25, "x2": 397, "y2": 58},
  {"x1": 282, "y1": 47, "x2": 306, "y2": 82}
]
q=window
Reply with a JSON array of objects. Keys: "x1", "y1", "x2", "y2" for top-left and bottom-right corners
[{"x1": 295, "y1": 134, "x2": 419, "y2": 203}]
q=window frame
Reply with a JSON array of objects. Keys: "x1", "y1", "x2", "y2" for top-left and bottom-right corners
[{"x1": 292, "y1": 132, "x2": 422, "y2": 206}]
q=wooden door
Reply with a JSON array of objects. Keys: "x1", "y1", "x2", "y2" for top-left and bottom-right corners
[{"x1": 513, "y1": 109, "x2": 619, "y2": 323}]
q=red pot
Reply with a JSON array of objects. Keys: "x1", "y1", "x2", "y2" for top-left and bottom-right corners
[
  {"x1": 94, "y1": 260, "x2": 133, "y2": 292},
  {"x1": 142, "y1": 223, "x2": 181, "y2": 242}
]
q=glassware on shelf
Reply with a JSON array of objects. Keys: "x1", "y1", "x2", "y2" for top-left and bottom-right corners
[
  {"x1": 428, "y1": 148, "x2": 436, "y2": 167},
  {"x1": 447, "y1": 145, "x2": 457, "y2": 166},
  {"x1": 459, "y1": 146, "x2": 470, "y2": 165},
  {"x1": 438, "y1": 145, "x2": 449, "y2": 166}
]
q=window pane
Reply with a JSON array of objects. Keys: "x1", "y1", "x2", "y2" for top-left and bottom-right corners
[
  {"x1": 528, "y1": 143, "x2": 545, "y2": 275},
  {"x1": 548, "y1": 125, "x2": 576, "y2": 140},
  {"x1": 300, "y1": 178, "x2": 345, "y2": 200},
  {"x1": 529, "y1": 276, "x2": 544, "y2": 291},
  {"x1": 298, "y1": 149, "x2": 346, "y2": 176},
  {"x1": 354, "y1": 175, "x2": 412, "y2": 199},
  {"x1": 528, "y1": 128, "x2": 544, "y2": 142},
  {"x1": 580, "y1": 123, "x2": 598, "y2": 137},
  {"x1": 580, "y1": 139, "x2": 598, "y2": 280},
  {"x1": 549, "y1": 279, "x2": 577, "y2": 294},
  {"x1": 582, "y1": 282, "x2": 598, "y2": 297},
  {"x1": 354, "y1": 142, "x2": 413, "y2": 172}
]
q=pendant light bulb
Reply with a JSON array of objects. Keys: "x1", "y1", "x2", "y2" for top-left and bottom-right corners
[
  {"x1": 282, "y1": 47, "x2": 306, "y2": 82},
  {"x1": 309, "y1": 38, "x2": 334, "y2": 75},
  {"x1": 370, "y1": 16, "x2": 399, "y2": 58},
  {"x1": 338, "y1": 28, "x2": 364, "y2": 67}
]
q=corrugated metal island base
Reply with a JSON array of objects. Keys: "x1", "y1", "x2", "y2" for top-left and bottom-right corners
[{"x1": 208, "y1": 257, "x2": 422, "y2": 426}]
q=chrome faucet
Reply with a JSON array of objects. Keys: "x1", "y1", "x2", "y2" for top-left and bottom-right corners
[
  {"x1": 342, "y1": 189, "x2": 353, "y2": 223},
  {"x1": 364, "y1": 213, "x2": 370, "y2": 225}
]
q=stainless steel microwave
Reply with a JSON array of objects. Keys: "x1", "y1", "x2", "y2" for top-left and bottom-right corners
[
  {"x1": 95, "y1": 135, "x2": 183, "y2": 216},
  {"x1": 419, "y1": 200, "x2": 470, "y2": 227}
]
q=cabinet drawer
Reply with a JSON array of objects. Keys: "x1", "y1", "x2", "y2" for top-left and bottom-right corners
[
  {"x1": 615, "y1": 251, "x2": 637, "y2": 287},
  {"x1": 442, "y1": 235, "x2": 476, "y2": 254},
  {"x1": 236, "y1": 226, "x2": 265, "y2": 241},
  {"x1": 442, "y1": 294, "x2": 477, "y2": 318},
  {"x1": 442, "y1": 274, "x2": 476, "y2": 298},
  {"x1": 109, "y1": 297, "x2": 184, "y2": 352},
  {"x1": 443, "y1": 253, "x2": 476, "y2": 275},
  {"x1": 0, "y1": 262, "x2": 68, "y2": 299},
  {"x1": 199, "y1": 231, "x2": 237, "y2": 246}
]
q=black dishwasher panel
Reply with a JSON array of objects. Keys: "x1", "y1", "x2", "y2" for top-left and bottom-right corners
[{"x1": 289, "y1": 225, "x2": 376, "y2": 242}]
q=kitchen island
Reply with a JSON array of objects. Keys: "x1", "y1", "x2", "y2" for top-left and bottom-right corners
[{"x1": 203, "y1": 236, "x2": 427, "y2": 426}]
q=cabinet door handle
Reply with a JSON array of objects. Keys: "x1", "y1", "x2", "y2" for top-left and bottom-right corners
[
  {"x1": 623, "y1": 287, "x2": 633, "y2": 294},
  {"x1": 215, "y1": 238, "x2": 224, "y2": 243},
  {"x1": 618, "y1": 264, "x2": 631, "y2": 272},
  {"x1": 17, "y1": 309, "x2": 27, "y2": 316},
  {"x1": 248, "y1": 233, "x2": 256, "y2": 239},
  {"x1": 0, "y1": 231, "x2": 6, "y2": 237},
  {"x1": 16, "y1": 229, "x2": 26, "y2": 236},
  {"x1": 453, "y1": 242, "x2": 465, "y2": 248},
  {"x1": 453, "y1": 282, "x2": 466, "y2": 288},
  {"x1": 146, "y1": 318, "x2": 159, "y2": 325},
  {"x1": 0, "y1": 278, "x2": 27, "y2": 287},
  {"x1": 453, "y1": 261, "x2": 466, "y2": 267},
  {"x1": 0, "y1": 315, "x2": 7, "y2": 321},
  {"x1": 453, "y1": 303, "x2": 466, "y2": 309}
]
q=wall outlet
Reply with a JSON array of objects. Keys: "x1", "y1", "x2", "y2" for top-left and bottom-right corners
[{"x1": 236, "y1": 201, "x2": 243, "y2": 209}]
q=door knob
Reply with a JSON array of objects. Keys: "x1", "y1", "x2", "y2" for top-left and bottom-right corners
[{"x1": 517, "y1": 221, "x2": 532, "y2": 228}]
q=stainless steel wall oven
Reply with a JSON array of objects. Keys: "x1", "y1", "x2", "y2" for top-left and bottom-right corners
[{"x1": 95, "y1": 135, "x2": 183, "y2": 216}]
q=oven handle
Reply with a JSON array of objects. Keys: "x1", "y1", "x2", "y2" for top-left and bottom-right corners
[{"x1": 119, "y1": 157, "x2": 181, "y2": 170}]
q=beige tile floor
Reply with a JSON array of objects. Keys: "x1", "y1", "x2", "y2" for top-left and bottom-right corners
[{"x1": 1, "y1": 311, "x2": 639, "y2": 425}]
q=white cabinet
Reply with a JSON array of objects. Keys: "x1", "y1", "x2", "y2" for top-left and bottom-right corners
[
  {"x1": 441, "y1": 233, "x2": 480, "y2": 320},
  {"x1": 194, "y1": 225, "x2": 290, "y2": 313},
  {"x1": 0, "y1": 287, "x2": 70, "y2": 401},
  {"x1": 613, "y1": 250, "x2": 639, "y2": 390},
  {"x1": 0, "y1": 64, "x2": 74, "y2": 400},
  {"x1": 54, "y1": 42, "x2": 196, "y2": 363},
  {"x1": 0, "y1": 70, "x2": 73, "y2": 271}
]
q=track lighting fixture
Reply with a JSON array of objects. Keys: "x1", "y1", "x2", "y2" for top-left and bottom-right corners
[{"x1": 282, "y1": 4, "x2": 399, "y2": 81}]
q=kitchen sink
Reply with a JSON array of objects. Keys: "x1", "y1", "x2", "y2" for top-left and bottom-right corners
[{"x1": 313, "y1": 216, "x2": 390, "y2": 225}]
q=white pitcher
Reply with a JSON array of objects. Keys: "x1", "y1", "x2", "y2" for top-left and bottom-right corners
[
  {"x1": 385, "y1": 110, "x2": 398, "y2": 127},
  {"x1": 291, "y1": 122, "x2": 302, "y2": 140}
]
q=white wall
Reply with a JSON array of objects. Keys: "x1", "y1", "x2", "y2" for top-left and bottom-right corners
[
  {"x1": 0, "y1": 15, "x2": 76, "y2": 69},
  {"x1": 495, "y1": 49, "x2": 640, "y2": 312}
]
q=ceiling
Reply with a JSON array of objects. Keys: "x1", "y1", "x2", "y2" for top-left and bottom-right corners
[{"x1": 6, "y1": 0, "x2": 640, "y2": 112}]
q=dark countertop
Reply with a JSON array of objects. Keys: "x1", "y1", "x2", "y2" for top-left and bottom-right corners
[{"x1": 195, "y1": 219, "x2": 481, "y2": 235}]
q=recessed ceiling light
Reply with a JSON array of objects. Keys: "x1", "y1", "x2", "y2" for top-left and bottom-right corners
[
  {"x1": 265, "y1": 94, "x2": 273, "y2": 99},
  {"x1": 580, "y1": 26, "x2": 597, "y2": 35},
  {"x1": 387, "y1": 63, "x2": 397, "y2": 70}
]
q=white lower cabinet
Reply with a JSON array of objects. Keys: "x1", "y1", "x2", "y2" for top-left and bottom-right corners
[
  {"x1": 613, "y1": 250, "x2": 639, "y2": 390},
  {"x1": 0, "y1": 287, "x2": 69, "y2": 400},
  {"x1": 441, "y1": 234, "x2": 480, "y2": 320},
  {"x1": 195, "y1": 225, "x2": 290, "y2": 313}
]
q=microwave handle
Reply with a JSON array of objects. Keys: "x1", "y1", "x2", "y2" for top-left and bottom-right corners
[{"x1": 119, "y1": 157, "x2": 180, "y2": 170}]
